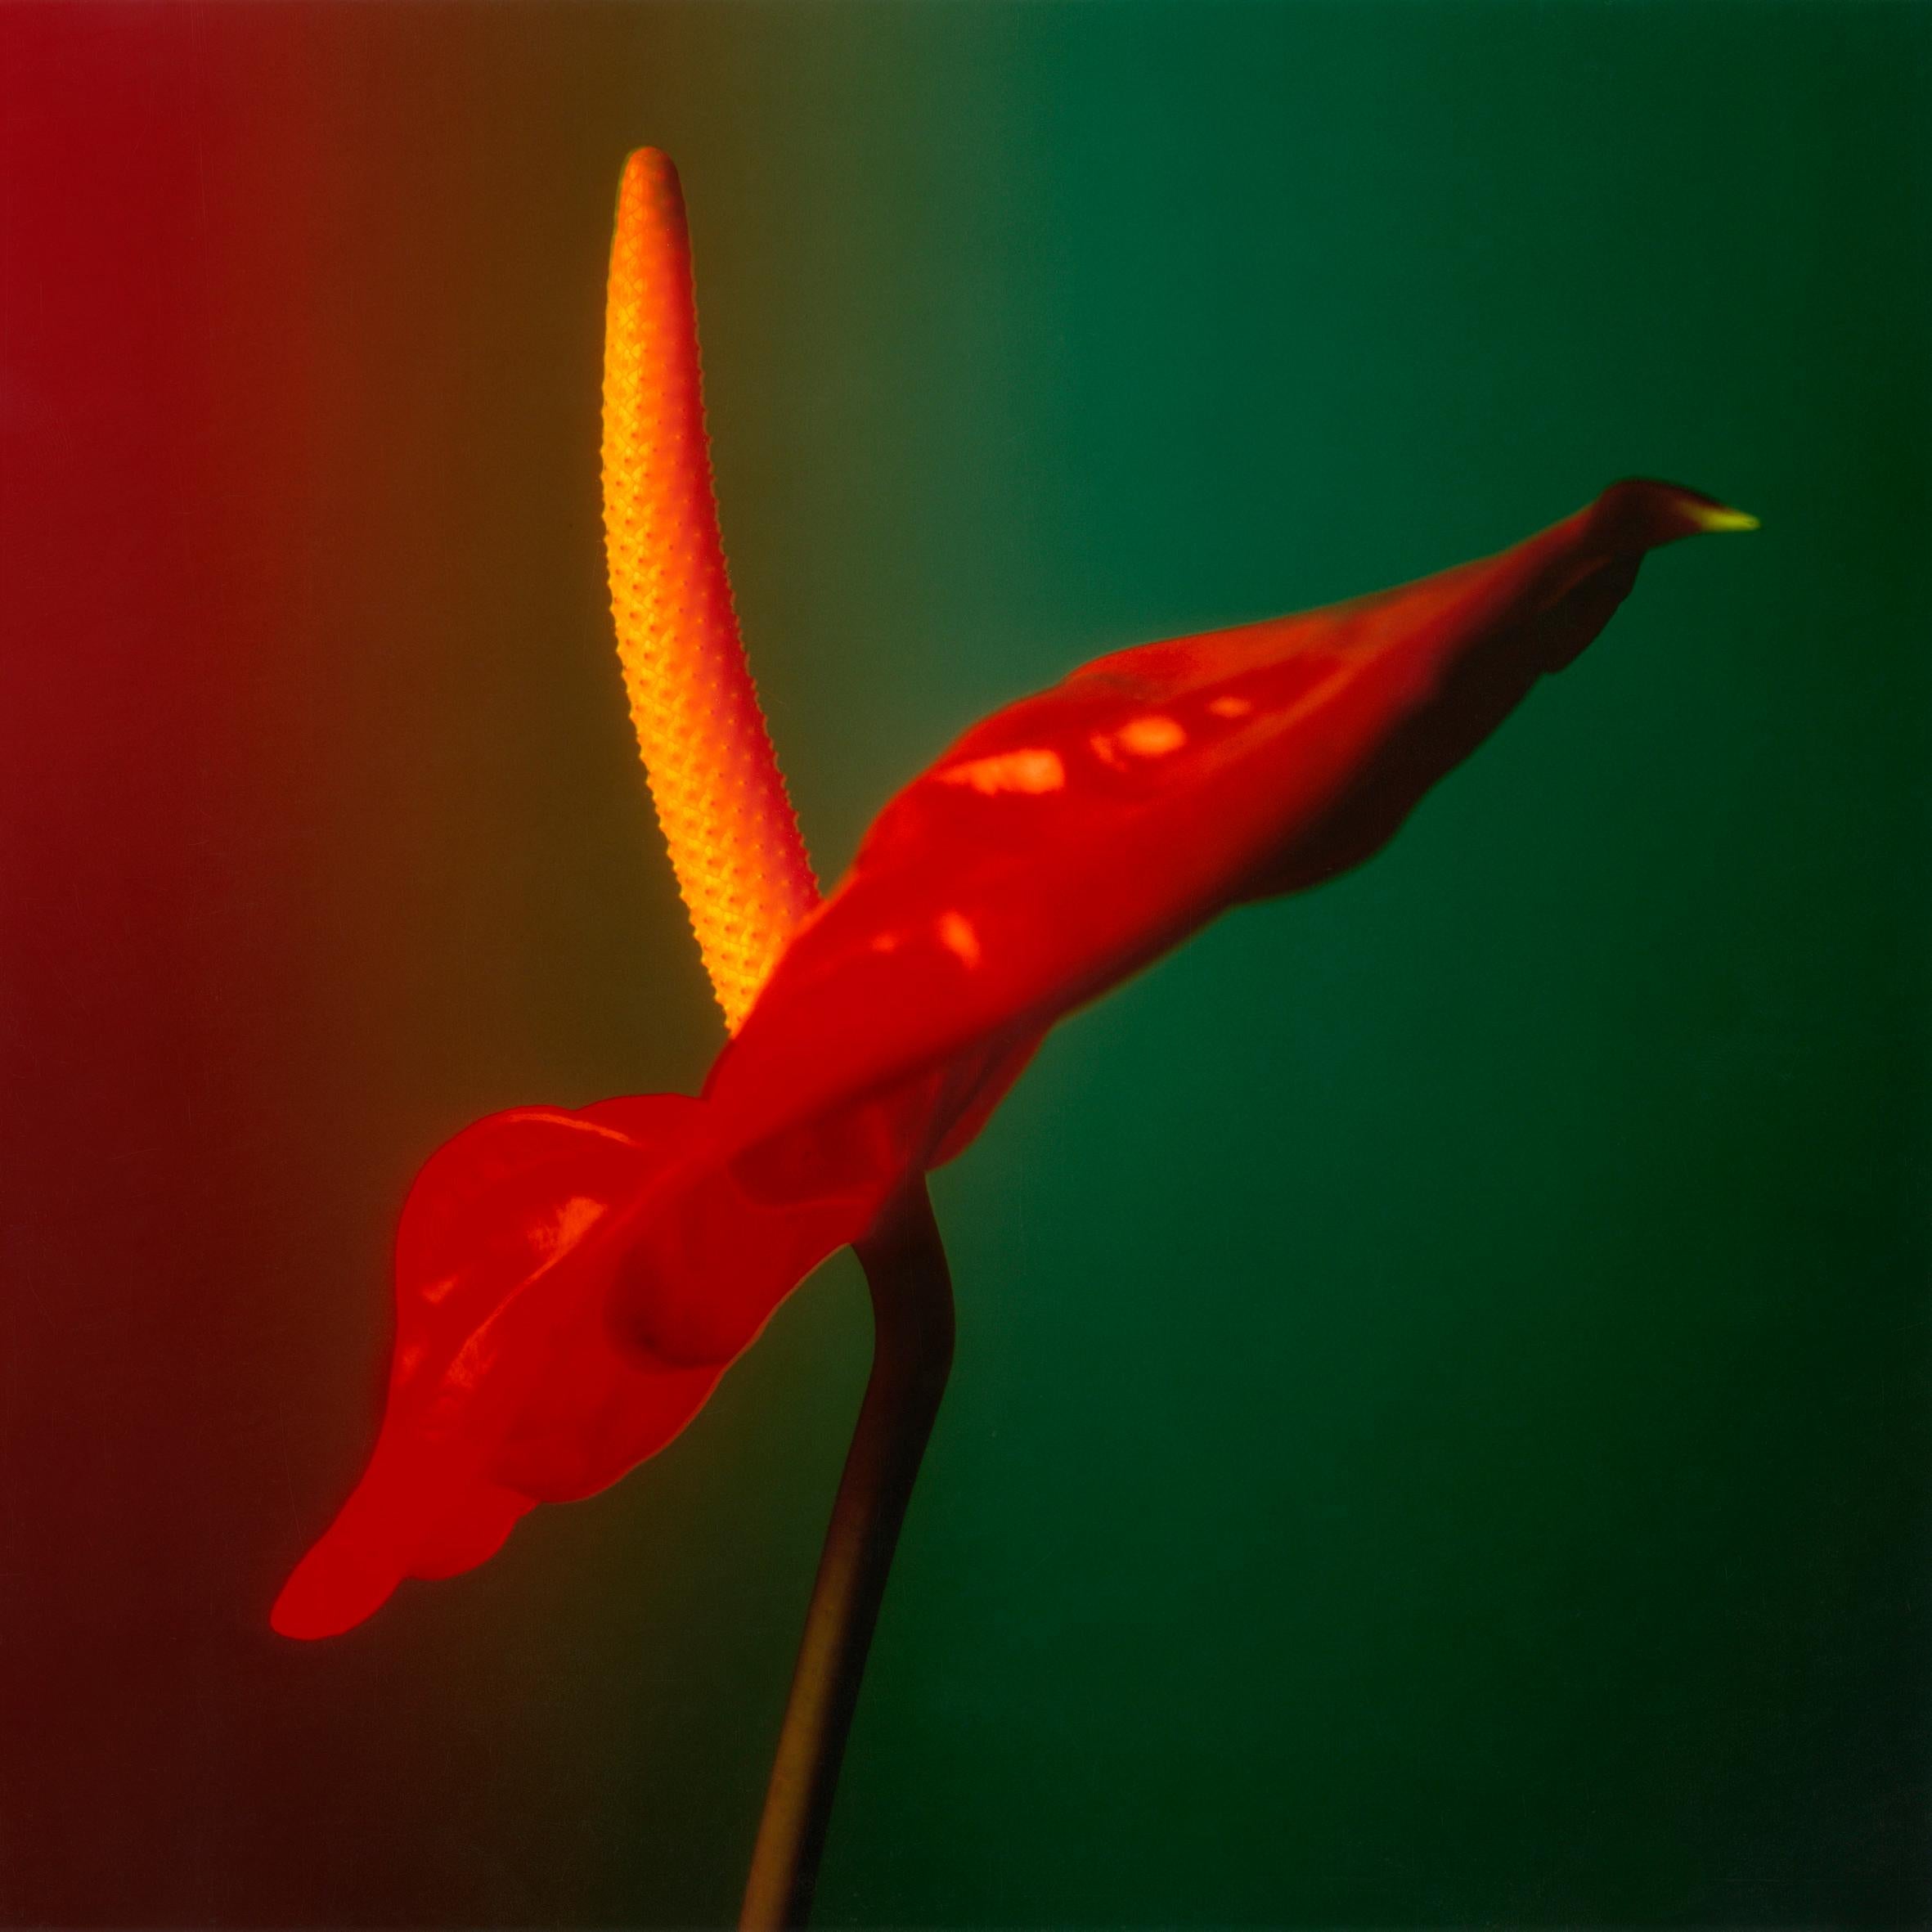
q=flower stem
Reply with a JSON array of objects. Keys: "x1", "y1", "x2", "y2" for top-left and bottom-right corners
[{"x1": 738, "y1": 1179, "x2": 956, "y2": 1930}]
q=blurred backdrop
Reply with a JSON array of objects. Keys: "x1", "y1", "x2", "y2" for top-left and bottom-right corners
[{"x1": 2, "y1": 2, "x2": 1926, "y2": 1925}]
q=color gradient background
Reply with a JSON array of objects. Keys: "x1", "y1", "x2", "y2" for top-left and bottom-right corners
[{"x1": 2, "y1": 2, "x2": 1925, "y2": 1925}]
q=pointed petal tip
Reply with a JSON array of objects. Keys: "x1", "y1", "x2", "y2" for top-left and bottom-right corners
[
  {"x1": 1593, "y1": 479, "x2": 1761, "y2": 553},
  {"x1": 1686, "y1": 501, "x2": 1760, "y2": 534},
  {"x1": 1651, "y1": 482, "x2": 1759, "y2": 534},
  {"x1": 269, "y1": 1533, "x2": 403, "y2": 1642},
  {"x1": 269, "y1": 1576, "x2": 380, "y2": 1642}
]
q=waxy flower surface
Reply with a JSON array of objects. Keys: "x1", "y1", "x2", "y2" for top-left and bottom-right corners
[{"x1": 273, "y1": 151, "x2": 1753, "y2": 1640}]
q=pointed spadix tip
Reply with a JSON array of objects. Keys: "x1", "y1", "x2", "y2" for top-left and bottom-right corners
[
  {"x1": 612, "y1": 149, "x2": 688, "y2": 254},
  {"x1": 615, "y1": 148, "x2": 681, "y2": 213}
]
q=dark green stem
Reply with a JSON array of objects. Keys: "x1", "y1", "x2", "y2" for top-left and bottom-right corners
[{"x1": 738, "y1": 1179, "x2": 956, "y2": 1930}]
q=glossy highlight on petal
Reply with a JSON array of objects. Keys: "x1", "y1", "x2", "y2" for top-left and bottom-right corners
[{"x1": 602, "y1": 149, "x2": 818, "y2": 1031}]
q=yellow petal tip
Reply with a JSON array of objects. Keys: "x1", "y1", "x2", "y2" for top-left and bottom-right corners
[{"x1": 1687, "y1": 501, "x2": 1760, "y2": 534}]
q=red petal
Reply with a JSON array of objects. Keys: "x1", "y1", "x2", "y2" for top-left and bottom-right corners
[
  {"x1": 703, "y1": 482, "x2": 1747, "y2": 1164},
  {"x1": 272, "y1": 1097, "x2": 888, "y2": 1637}
]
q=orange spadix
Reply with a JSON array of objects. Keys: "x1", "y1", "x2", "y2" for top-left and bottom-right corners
[{"x1": 601, "y1": 148, "x2": 819, "y2": 1031}]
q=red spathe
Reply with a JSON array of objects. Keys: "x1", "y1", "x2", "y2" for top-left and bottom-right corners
[{"x1": 272, "y1": 479, "x2": 1747, "y2": 1639}]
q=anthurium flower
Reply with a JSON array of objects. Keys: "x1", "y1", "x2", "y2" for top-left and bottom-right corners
[{"x1": 272, "y1": 151, "x2": 1753, "y2": 1641}]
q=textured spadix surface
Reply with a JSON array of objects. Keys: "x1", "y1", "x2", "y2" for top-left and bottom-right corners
[{"x1": 602, "y1": 149, "x2": 817, "y2": 1031}]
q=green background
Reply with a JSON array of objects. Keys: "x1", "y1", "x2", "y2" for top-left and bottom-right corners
[{"x1": 2, "y1": 2, "x2": 1925, "y2": 1925}]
